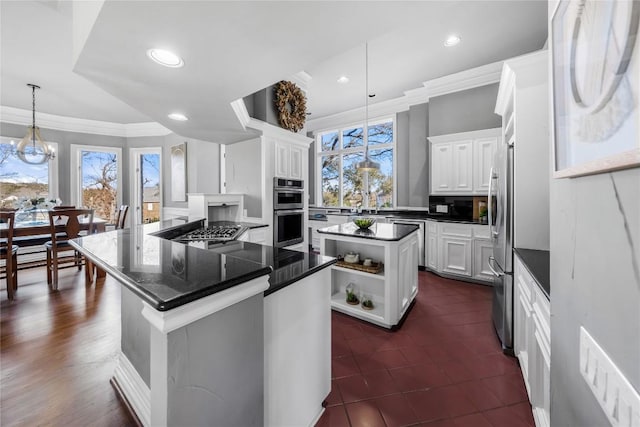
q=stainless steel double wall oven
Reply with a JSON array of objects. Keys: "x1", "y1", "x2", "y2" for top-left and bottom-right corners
[{"x1": 273, "y1": 177, "x2": 304, "y2": 248}]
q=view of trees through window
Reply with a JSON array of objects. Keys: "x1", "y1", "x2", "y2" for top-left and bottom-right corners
[
  {"x1": 0, "y1": 138, "x2": 50, "y2": 204},
  {"x1": 140, "y1": 153, "x2": 160, "y2": 224},
  {"x1": 81, "y1": 150, "x2": 118, "y2": 223},
  {"x1": 319, "y1": 120, "x2": 394, "y2": 208}
]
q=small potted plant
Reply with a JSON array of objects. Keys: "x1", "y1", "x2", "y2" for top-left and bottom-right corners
[
  {"x1": 345, "y1": 283, "x2": 359, "y2": 305},
  {"x1": 361, "y1": 297, "x2": 374, "y2": 311}
]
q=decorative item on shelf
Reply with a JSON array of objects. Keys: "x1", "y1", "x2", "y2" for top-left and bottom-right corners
[
  {"x1": 353, "y1": 217, "x2": 376, "y2": 230},
  {"x1": 274, "y1": 80, "x2": 306, "y2": 132},
  {"x1": 343, "y1": 251, "x2": 360, "y2": 263},
  {"x1": 345, "y1": 282, "x2": 359, "y2": 305},
  {"x1": 478, "y1": 201, "x2": 488, "y2": 224},
  {"x1": 357, "y1": 42, "x2": 380, "y2": 172},
  {"x1": 13, "y1": 84, "x2": 56, "y2": 165},
  {"x1": 361, "y1": 294, "x2": 374, "y2": 311}
]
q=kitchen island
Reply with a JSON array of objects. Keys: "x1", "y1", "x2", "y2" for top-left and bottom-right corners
[
  {"x1": 70, "y1": 219, "x2": 335, "y2": 427},
  {"x1": 318, "y1": 222, "x2": 419, "y2": 329}
]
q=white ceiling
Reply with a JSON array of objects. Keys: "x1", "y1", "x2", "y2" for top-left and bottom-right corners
[{"x1": 1, "y1": 1, "x2": 547, "y2": 143}]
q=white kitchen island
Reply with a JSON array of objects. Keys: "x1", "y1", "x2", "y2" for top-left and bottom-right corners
[{"x1": 319, "y1": 222, "x2": 419, "y2": 329}]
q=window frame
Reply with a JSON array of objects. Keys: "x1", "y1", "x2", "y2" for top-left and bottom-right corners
[
  {"x1": 315, "y1": 116, "x2": 396, "y2": 209},
  {"x1": 70, "y1": 144, "x2": 123, "y2": 218},
  {"x1": 0, "y1": 136, "x2": 59, "y2": 201}
]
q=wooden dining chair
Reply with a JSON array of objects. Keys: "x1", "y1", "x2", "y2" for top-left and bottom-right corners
[
  {"x1": 114, "y1": 205, "x2": 129, "y2": 229},
  {"x1": 0, "y1": 210, "x2": 19, "y2": 300},
  {"x1": 45, "y1": 208, "x2": 94, "y2": 290}
]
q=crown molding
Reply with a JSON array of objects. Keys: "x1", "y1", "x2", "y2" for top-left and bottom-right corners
[
  {"x1": 0, "y1": 106, "x2": 171, "y2": 138},
  {"x1": 495, "y1": 50, "x2": 548, "y2": 115},
  {"x1": 289, "y1": 71, "x2": 312, "y2": 93},
  {"x1": 423, "y1": 59, "x2": 503, "y2": 99},
  {"x1": 428, "y1": 127, "x2": 501, "y2": 143}
]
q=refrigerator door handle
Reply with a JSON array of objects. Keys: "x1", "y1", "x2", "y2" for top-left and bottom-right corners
[
  {"x1": 488, "y1": 167, "x2": 495, "y2": 237},
  {"x1": 488, "y1": 256, "x2": 504, "y2": 277}
]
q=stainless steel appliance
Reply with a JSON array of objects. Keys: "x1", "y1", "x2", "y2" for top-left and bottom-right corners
[
  {"x1": 177, "y1": 225, "x2": 246, "y2": 242},
  {"x1": 273, "y1": 177, "x2": 304, "y2": 248},
  {"x1": 274, "y1": 177, "x2": 304, "y2": 210},
  {"x1": 387, "y1": 218, "x2": 425, "y2": 267},
  {"x1": 488, "y1": 138, "x2": 514, "y2": 354}
]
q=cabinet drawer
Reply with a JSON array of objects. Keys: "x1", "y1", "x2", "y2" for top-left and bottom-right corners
[
  {"x1": 439, "y1": 223, "x2": 472, "y2": 238},
  {"x1": 472, "y1": 224, "x2": 490, "y2": 239}
]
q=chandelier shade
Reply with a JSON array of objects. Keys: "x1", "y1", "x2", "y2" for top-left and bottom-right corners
[{"x1": 16, "y1": 84, "x2": 55, "y2": 165}]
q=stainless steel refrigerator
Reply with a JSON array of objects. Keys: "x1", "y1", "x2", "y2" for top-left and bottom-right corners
[{"x1": 488, "y1": 138, "x2": 514, "y2": 355}]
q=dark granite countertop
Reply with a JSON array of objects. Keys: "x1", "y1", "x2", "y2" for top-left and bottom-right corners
[
  {"x1": 308, "y1": 209, "x2": 487, "y2": 225},
  {"x1": 317, "y1": 222, "x2": 419, "y2": 241},
  {"x1": 70, "y1": 219, "x2": 334, "y2": 311},
  {"x1": 514, "y1": 248, "x2": 550, "y2": 300},
  {"x1": 201, "y1": 241, "x2": 335, "y2": 297}
]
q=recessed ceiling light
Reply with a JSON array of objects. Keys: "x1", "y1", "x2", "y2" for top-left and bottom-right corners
[
  {"x1": 168, "y1": 113, "x2": 188, "y2": 121},
  {"x1": 444, "y1": 35, "x2": 461, "y2": 47},
  {"x1": 147, "y1": 49, "x2": 184, "y2": 68},
  {"x1": 337, "y1": 76, "x2": 349, "y2": 84}
]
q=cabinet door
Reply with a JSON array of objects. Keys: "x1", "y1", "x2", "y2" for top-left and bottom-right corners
[
  {"x1": 472, "y1": 239, "x2": 494, "y2": 282},
  {"x1": 275, "y1": 141, "x2": 290, "y2": 178},
  {"x1": 289, "y1": 145, "x2": 304, "y2": 180},
  {"x1": 514, "y1": 269, "x2": 533, "y2": 397},
  {"x1": 426, "y1": 221, "x2": 439, "y2": 270},
  {"x1": 399, "y1": 235, "x2": 419, "y2": 314},
  {"x1": 473, "y1": 136, "x2": 498, "y2": 194},
  {"x1": 451, "y1": 140, "x2": 473, "y2": 193},
  {"x1": 431, "y1": 142, "x2": 452, "y2": 193},
  {"x1": 441, "y1": 237, "x2": 472, "y2": 276}
]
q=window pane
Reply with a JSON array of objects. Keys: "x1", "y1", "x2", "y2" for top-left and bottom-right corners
[
  {"x1": 342, "y1": 127, "x2": 363, "y2": 149},
  {"x1": 342, "y1": 152, "x2": 364, "y2": 207},
  {"x1": 321, "y1": 155, "x2": 339, "y2": 207},
  {"x1": 368, "y1": 122, "x2": 393, "y2": 146},
  {"x1": 141, "y1": 153, "x2": 160, "y2": 224},
  {"x1": 0, "y1": 140, "x2": 49, "y2": 205},
  {"x1": 368, "y1": 148, "x2": 393, "y2": 208},
  {"x1": 81, "y1": 150, "x2": 117, "y2": 222},
  {"x1": 320, "y1": 132, "x2": 339, "y2": 152}
]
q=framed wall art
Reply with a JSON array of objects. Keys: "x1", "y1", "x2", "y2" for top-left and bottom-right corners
[
  {"x1": 170, "y1": 143, "x2": 187, "y2": 201},
  {"x1": 551, "y1": 0, "x2": 639, "y2": 178}
]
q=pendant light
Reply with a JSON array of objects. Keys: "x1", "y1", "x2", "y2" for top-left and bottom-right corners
[
  {"x1": 15, "y1": 84, "x2": 55, "y2": 165},
  {"x1": 357, "y1": 42, "x2": 379, "y2": 172}
]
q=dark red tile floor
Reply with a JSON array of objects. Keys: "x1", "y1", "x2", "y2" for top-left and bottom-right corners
[{"x1": 316, "y1": 271, "x2": 534, "y2": 427}]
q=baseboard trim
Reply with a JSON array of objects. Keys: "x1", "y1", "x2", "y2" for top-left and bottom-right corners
[{"x1": 112, "y1": 351, "x2": 151, "y2": 427}]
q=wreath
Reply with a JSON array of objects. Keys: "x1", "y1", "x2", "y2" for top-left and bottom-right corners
[{"x1": 274, "y1": 80, "x2": 306, "y2": 132}]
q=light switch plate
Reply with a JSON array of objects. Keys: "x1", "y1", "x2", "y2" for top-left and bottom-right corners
[{"x1": 579, "y1": 326, "x2": 640, "y2": 427}]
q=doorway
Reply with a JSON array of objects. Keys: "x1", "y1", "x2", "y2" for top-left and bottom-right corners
[{"x1": 130, "y1": 148, "x2": 162, "y2": 225}]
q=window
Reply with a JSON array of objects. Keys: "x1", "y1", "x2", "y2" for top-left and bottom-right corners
[
  {"x1": 0, "y1": 136, "x2": 58, "y2": 205},
  {"x1": 70, "y1": 145, "x2": 122, "y2": 223},
  {"x1": 317, "y1": 119, "x2": 395, "y2": 209},
  {"x1": 131, "y1": 147, "x2": 162, "y2": 225}
]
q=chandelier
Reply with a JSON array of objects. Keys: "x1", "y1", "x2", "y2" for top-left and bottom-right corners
[
  {"x1": 357, "y1": 42, "x2": 379, "y2": 172},
  {"x1": 15, "y1": 84, "x2": 55, "y2": 164}
]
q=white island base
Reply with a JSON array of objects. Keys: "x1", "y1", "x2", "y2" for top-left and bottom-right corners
[{"x1": 320, "y1": 223, "x2": 419, "y2": 329}]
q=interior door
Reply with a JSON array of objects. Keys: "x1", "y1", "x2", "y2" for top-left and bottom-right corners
[{"x1": 131, "y1": 148, "x2": 162, "y2": 225}]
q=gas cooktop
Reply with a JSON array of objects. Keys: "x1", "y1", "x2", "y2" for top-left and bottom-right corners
[{"x1": 176, "y1": 225, "x2": 246, "y2": 242}]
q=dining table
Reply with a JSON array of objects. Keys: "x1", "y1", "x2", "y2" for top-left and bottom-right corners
[{"x1": 1, "y1": 209, "x2": 108, "y2": 279}]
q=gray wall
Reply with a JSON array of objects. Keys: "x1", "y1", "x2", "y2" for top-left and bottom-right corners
[
  {"x1": 395, "y1": 111, "x2": 410, "y2": 206},
  {"x1": 428, "y1": 84, "x2": 501, "y2": 136},
  {"x1": 245, "y1": 86, "x2": 279, "y2": 126},
  {"x1": 550, "y1": 168, "x2": 640, "y2": 426},
  {"x1": 224, "y1": 138, "x2": 262, "y2": 217},
  {"x1": 407, "y1": 103, "x2": 429, "y2": 207}
]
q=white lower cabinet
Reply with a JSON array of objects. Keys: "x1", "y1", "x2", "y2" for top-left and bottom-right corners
[
  {"x1": 238, "y1": 227, "x2": 268, "y2": 244},
  {"x1": 441, "y1": 237, "x2": 472, "y2": 277},
  {"x1": 426, "y1": 220, "x2": 490, "y2": 282},
  {"x1": 514, "y1": 255, "x2": 550, "y2": 427}
]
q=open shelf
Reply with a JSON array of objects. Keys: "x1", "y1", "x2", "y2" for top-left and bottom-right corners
[
  {"x1": 332, "y1": 265, "x2": 385, "y2": 280},
  {"x1": 331, "y1": 292, "x2": 385, "y2": 322}
]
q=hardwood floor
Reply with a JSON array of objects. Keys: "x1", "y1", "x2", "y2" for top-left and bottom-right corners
[{"x1": 0, "y1": 267, "x2": 136, "y2": 427}]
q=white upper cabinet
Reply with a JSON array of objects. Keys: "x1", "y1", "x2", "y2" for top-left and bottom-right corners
[
  {"x1": 275, "y1": 140, "x2": 305, "y2": 180},
  {"x1": 473, "y1": 136, "x2": 499, "y2": 195},
  {"x1": 429, "y1": 128, "x2": 501, "y2": 195}
]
